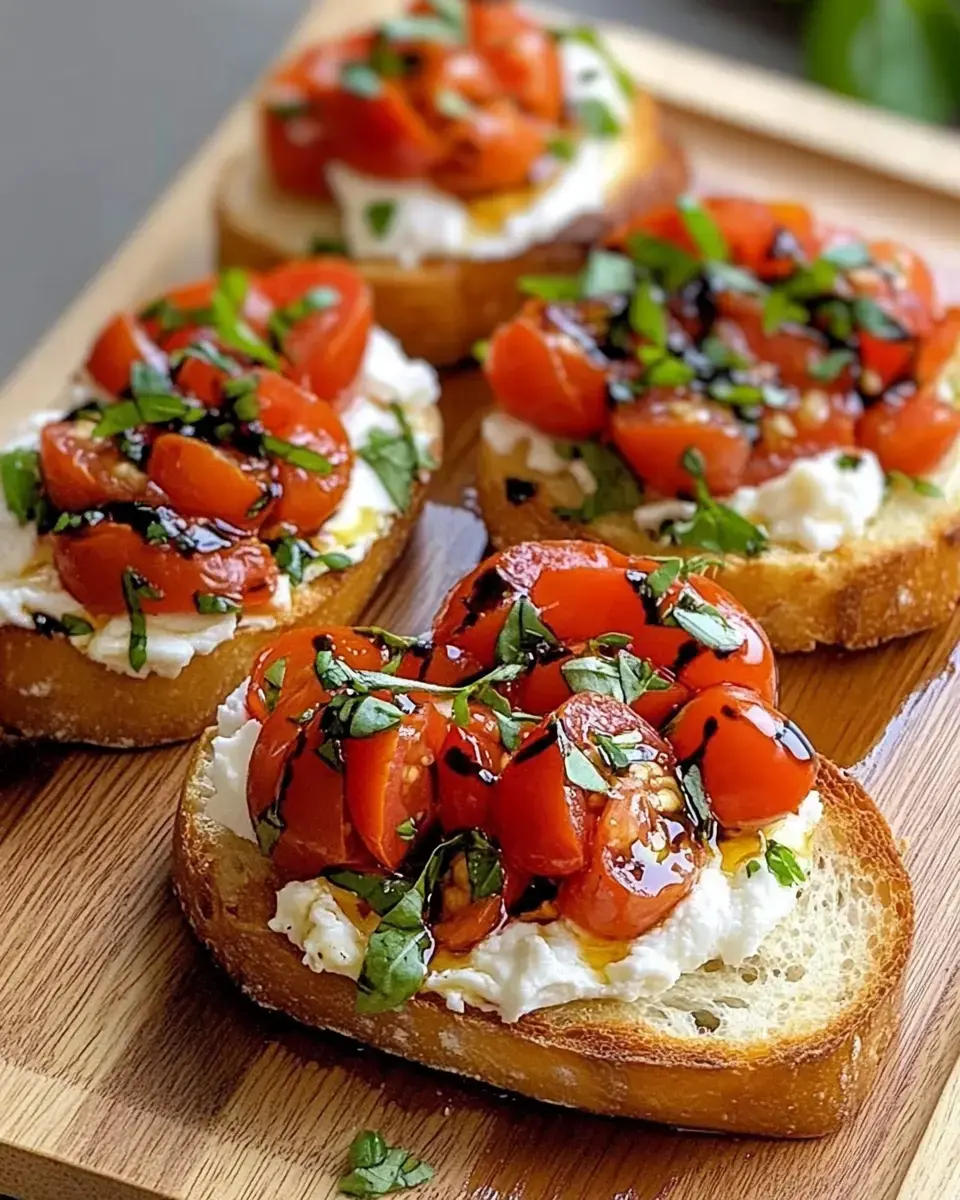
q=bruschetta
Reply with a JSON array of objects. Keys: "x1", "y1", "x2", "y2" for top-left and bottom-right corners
[
  {"x1": 173, "y1": 540, "x2": 912, "y2": 1136},
  {"x1": 216, "y1": 1, "x2": 687, "y2": 365},
  {"x1": 0, "y1": 260, "x2": 441, "y2": 745},
  {"x1": 476, "y1": 195, "x2": 960, "y2": 652}
]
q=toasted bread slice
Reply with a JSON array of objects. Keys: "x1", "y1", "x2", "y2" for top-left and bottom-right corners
[
  {"x1": 216, "y1": 92, "x2": 688, "y2": 366},
  {"x1": 174, "y1": 734, "x2": 912, "y2": 1137},
  {"x1": 476, "y1": 431, "x2": 960, "y2": 654},
  {"x1": 0, "y1": 477, "x2": 433, "y2": 748}
]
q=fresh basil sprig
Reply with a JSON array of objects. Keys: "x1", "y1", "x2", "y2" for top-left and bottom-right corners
[
  {"x1": 765, "y1": 840, "x2": 806, "y2": 888},
  {"x1": 663, "y1": 448, "x2": 768, "y2": 558},
  {"x1": 494, "y1": 596, "x2": 557, "y2": 666},
  {"x1": 561, "y1": 649, "x2": 671, "y2": 706},
  {"x1": 360, "y1": 404, "x2": 435, "y2": 512}
]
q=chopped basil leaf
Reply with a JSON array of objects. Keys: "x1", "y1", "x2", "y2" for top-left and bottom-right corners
[
  {"x1": 267, "y1": 286, "x2": 340, "y2": 346},
  {"x1": 262, "y1": 434, "x2": 332, "y2": 475},
  {"x1": 465, "y1": 832, "x2": 503, "y2": 899},
  {"x1": 818, "y1": 298, "x2": 855, "y2": 341},
  {"x1": 309, "y1": 234, "x2": 349, "y2": 256},
  {"x1": 359, "y1": 404, "x2": 434, "y2": 512},
  {"x1": 677, "y1": 194, "x2": 728, "y2": 262},
  {"x1": 493, "y1": 709, "x2": 530, "y2": 752},
  {"x1": 617, "y1": 650, "x2": 671, "y2": 703},
  {"x1": 337, "y1": 1129, "x2": 434, "y2": 1197},
  {"x1": 471, "y1": 338, "x2": 490, "y2": 364},
  {"x1": 559, "y1": 734, "x2": 609, "y2": 795},
  {"x1": 349, "y1": 695, "x2": 405, "y2": 737},
  {"x1": 645, "y1": 558, "x2": 682, "y2": 596},
  {"x1": 591, "y1": 631, "x2": 632, "y2": 649},
  {"x1": 765, "y1": 840, "x2": 806, "y2": 887},
  {"x1": 745, "y1": 859, "x2": 761, "y2": 879},
  {"x1": 886, "y1": 469, "x2": 944, "y2": 499},
  {"x1": 677, "y1": 761, "x2": 715, "y2": 841},
  {"x1": 210, "y1": 269, "x2": 282, "y2": 369},
  {"x1": 253, "y1": 798, "x2": 285, "y2": 857},
  {"x1": 669, "y1": 593, "x2": 744, "y2": 653},
  {"x1": 626, "y1": 233, "x2": 700, "y2": 293},
  {"x1": 0, "y1": 448, "x2": 42, "y2": 525},
  {"x1": 495, "y1": 596, "x2": 557, "y2": 666},
  {"x1": 762, "y1": 287, "x2": 809, "y2": 335},
  {"x1": 29, "y1": 611, "x2": 94, "y2": 639},
  {"x1": 325, "y1": 870, "x2": 413, "y2": 916},
  {"x1": 121, "y1": 568, "x2": 161, "y2": 672},
  {"x1": 553, "y1": 440, "x2": 642, "y2": 523},
  {"x1": 705, "y1": 261, "x2": 765, "y2": 295},
  {"x1": 434, "y1": 87, "x2": 472, "y2": 119},
  {"x1": 644, "y1": 354, "x2": 697, "y2": 388},
  {"x1": 271, "y1": 535, "x2": 320, "y2": 585},
  {"x1": 364, "y1": 200, "x2": 397, "y2": 239},
  {"x1": 629, "y1": 279, "x2": 667, "y2": 346},
  {"x1": 262, "y1": 657, "x2": 286, "y2": 713},
  {"x1": 340, "y1": 62, "x2": 383, "y2": 98},
  {"x1": 700, "y1": 336, "x2": 750, "y2": 371},
  {"x1": 170, "y1": 339, "x2": 244, "y2": 376},
  {"x1": 809, "y1": 348, "x2": 855, "y2": 382},
  {"x1": 560, "y1": 25, "x2": 635, "y2": 97},
  {"x1": 664, "y1": 448, "x2": 768, "y2": 558},
  {"x1": 560, "y1": 655, "x2": 621, "y2": 700},
  {"x1": 592, "y1": 728, "x2": 657, "y2": 773},
  {"x1": 395, "y1": 817, "x2": 417, "y2": 842},
  {"x1": 546, "y1": 133, "x2": 577, "y2": 161},
  {"x1": 517, "y1": 273, "x2": 582, "y2": 302},
  {"x1": 836, "y1": 452, "x2": 862, "y2": 471},
  {"x1": 852, "y1": 297, "x2": 906, "y2": 341},
  {"x1": 319, "y1": 550, "x2": 352, "y2": 571},
  {"x1": 576, "y1": 96, "x2": 621, "y2": 137},
  {"x1": 581, "y1": 249, "x2": 634, "y2": 298},
  {"x1": 194, "y1": 592, "x2": 240, "y2": 615}
]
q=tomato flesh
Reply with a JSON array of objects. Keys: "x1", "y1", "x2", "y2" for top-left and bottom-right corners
[
  {"x1": 86, "y1": 313, "x2": 167, "y2": 398},
  {"x1": 437, "y1": 709, "x2": 503, "y2": 835},
  {"x1": 247, "y1": 626, "x2": 385, "y2": 722},
  {"x1": 858, "y1": 385, "x2": 960, "y2": 476},
  {"x1": 40, "y1": 422, "x2": 148, "y2": 511},
  {"x1": 667, "y1": 683, "x2": 816, "y2": 829}
]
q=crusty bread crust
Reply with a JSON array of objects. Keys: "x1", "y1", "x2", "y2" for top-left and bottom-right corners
[
  {"x1": 216, "y1": 92, "x2": 688, "y2": 366},
  {"x1": 0, "y1": 480, "x2": 431, "y2": 747},
  {"x1": 476, "y1": 435, "x2": 960, "y2": 653},
  {"x1": 173, "y1": 741, "x2": 913, "y2": 1137}
]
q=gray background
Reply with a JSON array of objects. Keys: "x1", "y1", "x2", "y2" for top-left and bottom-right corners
[{"x1": 0, "y1": 0, "x2": 800, "y2": 380}]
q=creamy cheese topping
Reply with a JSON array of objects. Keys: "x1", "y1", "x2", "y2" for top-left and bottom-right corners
[
  {"x1": 0, "y1": 327, "x2": 439, "y2": 678},
  {"x1": 202, "y1": 684, "x2": 823, "y2": 1024},
  {"x1": 482, "y1": 412, "x2": 889, "y2": 554},
  {"x1": 323, "y1": 38, "x2": 634, "y2": 268}
]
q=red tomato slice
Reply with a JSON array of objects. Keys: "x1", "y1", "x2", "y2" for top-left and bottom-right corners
[
  {"x1": 610, "y1": 391, "x2": 750, "y2": 498},
  {"x1": 432, "y1": 541, "x2": 629, "y2": 665},
  {"x1": 852, "y1": 240, "x2": 940, "y2": 338},
  {"x1": 469, "y1": 2, "x2": 562, "y2": 120},
  {"x1": 148, "y1": 434, "x2": 270, "y2": 530},
  {"x1": 916, "y1": 308, "x2": 960, "y2": 386},
  {"x1": 494, "y1": 693, "x2": 671, "y2": 877},
  {"x1": 254, "y1": 372, "x2": 353, "y2": 537},
  {"x1": 859, "y1": 332, "x2": 916, "y2": 394},
  {"x1": 324, "y1": 79, "x2": 444, "y2": 181},
  {"x1": 486, "y1": 303, "x2": 609, "y2": 440},
  {"x1": 433, "y1": 895, "x2": 504, "y2": 953},
  {"x1": 53, "y1": 521, "x2": 278, "y2": 615},
  {"x1": 437, "y1": 708, "x2": 504, "y2": 835},
  {"x1": 430, "y1": 98, "x2": 547, "y2": 196},
  {"x1": 259, "y1": 260, "x2": 373, "y2": 404},
  {"x1": 557, "y1": 784, "x2": 701, "y2": 941},
  {"x1": 857, "y1": 384, "x2": 960, "y2": 476},
  {"x1": 247, "y1": 625, "x2": 385, "y2": 722},
  {"x1": 744, "y1": 391, "x2": 859, "y2": 485},
  {"x1": 343, "y1": 703, "x2": 448, "y2": 870},
  {"x1": 666, "y1": 683, "x2": 816, "y2": 829},
  {"x1": 247, "y1": 702, "x2": 374, "y2": 878},
  {"x1": 86, "y1": 314, "x2": 167, "y2": 398},
  {"x1": 395, "y1": 642, "x2": 485, "y2": 688},
  {"x1": 40, "y1": 422, "x2": 148, "y2": 511}
]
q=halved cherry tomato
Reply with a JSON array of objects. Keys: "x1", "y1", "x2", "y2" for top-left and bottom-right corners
[
  {"x1": 407, "y1": 45, "x2": 501, "y2": 121},
  {"x1": 557, "y1": 779, "x2": 701, "y2": 941},
  {"x1": 743, "y1": 390, "x2": 859, "y2": 485},
  {"x1": 53, "y1": 521, "x2": 278, "y2": 615},
  {"x1": 486, "y1": 302, "x2": 609, "y2": 440},
  {"x1": 247, "y1": 703, "x2": 374, "y2": 879},
  {"x1": 437, "y1": 707, "x2": 503, "y2": 835},
  {"x1": 40, "y1": 422, "x2": 147, "y2": 511},
  {"x1": 148, "y1": 434, "x2": 270, "y2": 530},
  {"x1": 627, "y1": 571, "x2": 778, "y2": 704},
  {"x1": 916, "y1": 308, "x2": 960, "y2": 386},
  {"x1": 258, "y1": 260, "x2": 373, "y2": 404},
  {"x1": 85, "y1": 314, "x2": 167, "y2": 398},
  {"x1": 714, "y1": 292, "x2": 837, "y2": 392},
  {"x1": 849, "y1": 240, "x2": 940, "y2": 338},
  {"x1": 433, "y1": 895, "x2": 505, "y2": 953},
  {"x1": 396, "y1": 642, "x2": 485, "y2": 688},
  {"x1": 247, "y1": 625, "x2": 385, "y2": 722},
  {"x1": 494, "y1": 693, "x2": 671, "y2": 877},
  {"x1": 469, "y1": 2, "x2": 563, "y2": 121},
  {"x1": 323, "y1": 77, "x2": 444, "y2": 181},
  {"x1": 610, "y1": 391, "x2": 750, "y2": 498},
  {"x1": 859, "y1": 332, "x2": 916, "y2": 395},
  {"x1": 857, "y1": 384, "x2": 960, "y2": 476},
  {"x1": 666, "y1": 683, "x2": 816, "y2": 829},
  {"x1": 141, "y1": 276, "x2": 273, "y2": 346},
  {"x1": 432, "y1": 541, "x2": 629, "y2": 665},
  {"x1": 343, "y1": 703, "x2": 449, "y2": 870},
  {"x1": 431, "y1": 98, "x2": 547, "y2": 196},
  {"x1": 255, "y1": 372, "x2": 353, "y2": 536}
]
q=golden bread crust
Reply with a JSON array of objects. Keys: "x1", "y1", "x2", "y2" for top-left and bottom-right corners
[
  {"x1": 476, "y1": 436, "x2": 960, "y2": 653},
  {"x1": 173, "y1": 741, "x2": 912, "y2": 1137},
  {"x1": 0, "y1": 480, "x2": 430, "y2": 746},
  {"x1": 216, "y1": 93, "x2": 689, "y2": 366}
]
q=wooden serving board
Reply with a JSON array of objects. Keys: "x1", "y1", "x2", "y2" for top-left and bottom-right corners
[{"x1": 2, "y1": 3, "x2": 960, "y2": 1197}]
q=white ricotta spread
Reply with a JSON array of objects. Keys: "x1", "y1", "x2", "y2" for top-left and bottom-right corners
[
  {"x1": 0, "y1": 327, "x2": 439, "y2": 678},
  {"x1": 323, "y1": 38, "x2": 634, "y2": 268},
  {"x1": 482, "y1": 413, "x2": 888, "y2": 555},
  {"x1": 200, "y1": 690, "x2": 824, "y2": 1023}
]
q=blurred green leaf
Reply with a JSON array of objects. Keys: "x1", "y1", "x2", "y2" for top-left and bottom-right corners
[{"x1": 803, "y1": 0, "x2": 960, "y2": 124}]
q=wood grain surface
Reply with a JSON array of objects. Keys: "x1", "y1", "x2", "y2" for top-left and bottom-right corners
[{"x1": 2, "y1": 4, "x2": 960, "y2": 1199}]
